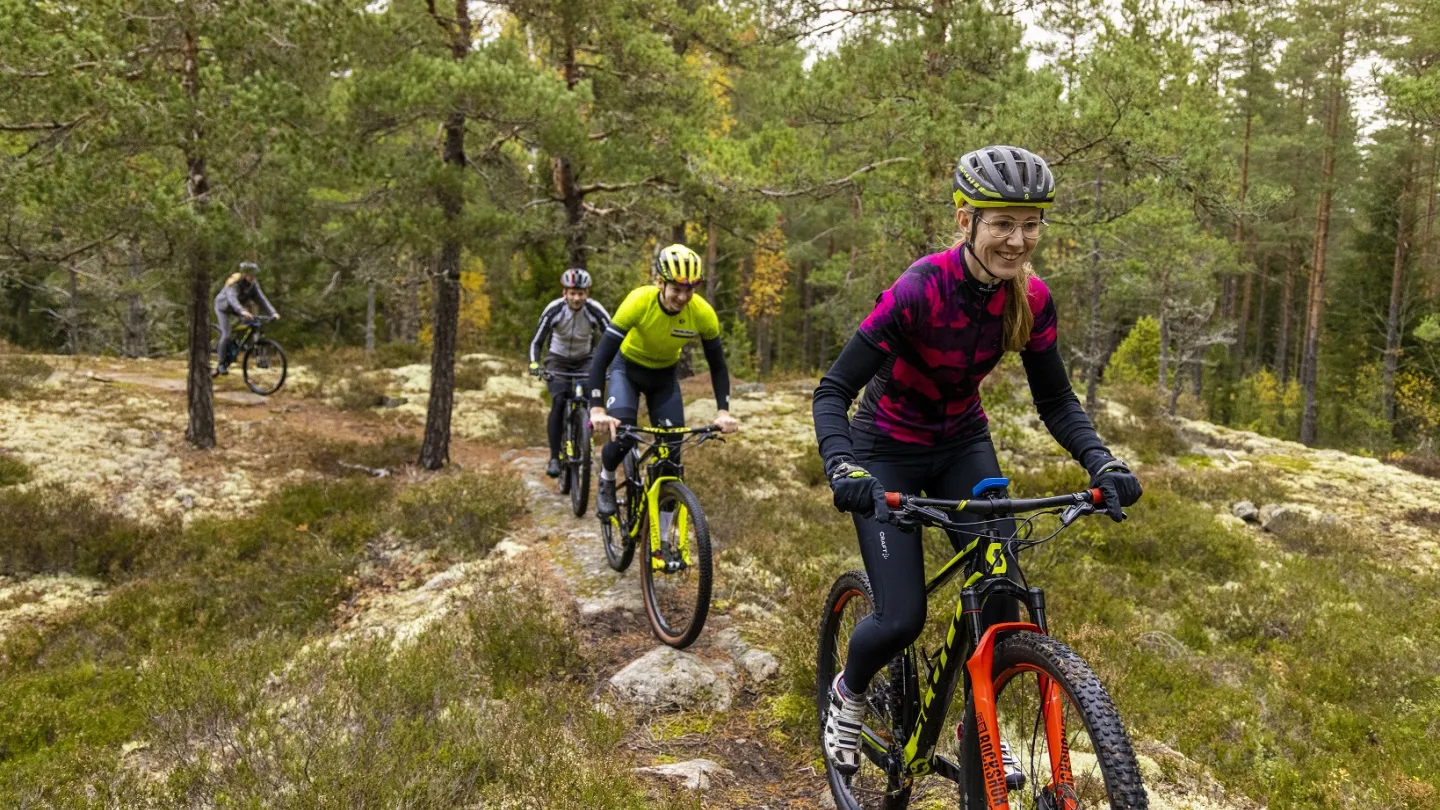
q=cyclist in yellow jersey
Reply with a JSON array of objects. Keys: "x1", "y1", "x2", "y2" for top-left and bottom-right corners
[{"x1": 588, "y1": 243, "x2": 740, "y2": 517}]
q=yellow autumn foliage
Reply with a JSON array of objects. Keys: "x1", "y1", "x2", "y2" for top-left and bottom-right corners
[
  {"x1": 418, "y1": 253, "x2": 491, "y2": 351},
  {"x1": 743, "y1": 227, "x2": 788, "y2": 321}
]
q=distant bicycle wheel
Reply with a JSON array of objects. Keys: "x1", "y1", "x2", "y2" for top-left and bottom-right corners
[
  {"x1": 569, "y1": 406, "x2": 591, "y2": 517},
  {"x1": 242, "y1": 339, "x2": 287, "y2": 395}
]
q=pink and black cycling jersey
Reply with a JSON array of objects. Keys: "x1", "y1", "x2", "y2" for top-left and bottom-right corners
[
  {"x1": 812, "y1": 244, "x2": 1110, "y2": 476},
  {"x1": 852, "y1": 245, "x2": 1057, "y2": 445}
]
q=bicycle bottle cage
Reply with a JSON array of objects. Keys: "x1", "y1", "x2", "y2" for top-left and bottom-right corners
[{"x1": 972, "y1": 477, "x2": 1010, "y2": 498}]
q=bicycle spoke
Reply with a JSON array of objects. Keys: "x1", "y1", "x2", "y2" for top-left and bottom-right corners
[{"x1": 994, "y1": 667, "x2": 1112, "y2": 810}]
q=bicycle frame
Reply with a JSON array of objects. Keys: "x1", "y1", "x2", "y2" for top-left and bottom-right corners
[
  {"x1": 613, "y1": 426, "x2": 716, "y2": 570},
  {"x1": 859, "y1": 501, "x2": 1084, "y2": 808}
]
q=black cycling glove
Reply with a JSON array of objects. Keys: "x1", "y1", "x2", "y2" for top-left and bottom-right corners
[
  {"x1": 828, "y1": 459, "x2": 890, "y2": 522},
  {"x1": 1088, "y1": 459, "x2": 1141, "y2": 523}
]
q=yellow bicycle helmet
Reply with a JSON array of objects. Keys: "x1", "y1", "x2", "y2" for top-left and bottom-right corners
[{"x1": 653, "y1": 243, "x2": 704, "y2": 285}]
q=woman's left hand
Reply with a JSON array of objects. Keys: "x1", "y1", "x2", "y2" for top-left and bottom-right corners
[{"x1": 1090, "y1": 461, "x2": 1141, "y2": 522}]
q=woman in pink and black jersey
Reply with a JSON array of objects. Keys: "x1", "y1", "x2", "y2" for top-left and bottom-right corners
[{"x1": 813, "y1": 145, "x2": 1143, "y2": 777}]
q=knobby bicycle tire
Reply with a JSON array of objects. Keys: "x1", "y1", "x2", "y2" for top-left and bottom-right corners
[
  {"x1": 640, "y1": 479, "x2": 712, "y2": 648},
  {"x1": 242, "y1": 338, "x2": 287, "y2": 395},
  {"x1": 601, "y1": 452, "x2": 640, "y2": 572},
  {"x1": 958, "y1": 632, "x2": 1148, "y2": 810},
  {"x1": 568, "y1": 406, "x2": 591, "y2": 517}
]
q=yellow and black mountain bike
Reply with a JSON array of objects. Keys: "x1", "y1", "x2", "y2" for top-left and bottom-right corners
[
  {"x1": 817, "y1": 479, "x2": 1148, "y2": 810},
  {"x1": 600, "y1": 424, "x2": 724, "y2": 648}
]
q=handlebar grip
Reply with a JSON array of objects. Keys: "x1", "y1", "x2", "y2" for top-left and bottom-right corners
[
  {"x1": 885, "y1": 492, "x2": 902, "y2": 509},
  {"x1": 1089, "y1": 487, "x2": 1104, "y2": 505}
]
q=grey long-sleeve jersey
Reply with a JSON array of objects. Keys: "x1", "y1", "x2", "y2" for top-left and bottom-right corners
[
  {"x1": 529, "y1": 298, "x2": 610, "y2": 363},
  {"x1": 215, "y1": 279, "x2": 277, "y2": 318}
]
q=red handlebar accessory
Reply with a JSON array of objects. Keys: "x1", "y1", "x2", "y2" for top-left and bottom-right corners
[
  {"x1": 1089, "y1": 487, "x2": 1104, "y2": 505},
  {"x1": 885, "y1": 491, "x2": 902, "y2": 509}
]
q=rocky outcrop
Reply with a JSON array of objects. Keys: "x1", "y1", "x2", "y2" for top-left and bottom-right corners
[{"x1": 610, "y1": 647, "x2": 733, "y2": 711}]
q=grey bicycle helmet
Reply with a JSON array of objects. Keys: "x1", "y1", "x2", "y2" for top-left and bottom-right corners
[
  {"x1": 560, "y1": 267, "x2": 592, "y2": 289},
  {"x1": 952, "y1": 145, "x2": 1056, "y2": 209}
]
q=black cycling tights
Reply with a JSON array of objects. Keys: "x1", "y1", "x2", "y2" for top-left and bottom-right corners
[
  {"x1": 600, "y1": 355, "x2": 685, "y2": 472},
  {"x1": 841, "y1": 430, "x2": 1022, "y2": 697},
  {"x1": 544, "y1": 355, "x2": 589, "y2": 459}
]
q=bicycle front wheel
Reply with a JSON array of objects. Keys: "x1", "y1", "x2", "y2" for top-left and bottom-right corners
[
  {"x1": 568, "y1": 406, "x2": 591, "y2": 517},
  {"x1": 640, "y1": 480, "x2": 712, "y2": 648},
  {"x1": 959, "y1": 631, "x2": 1148, "y2": 810},
  {"x1": 242, "y1": 339, "x2": 287, "y2": 395}
]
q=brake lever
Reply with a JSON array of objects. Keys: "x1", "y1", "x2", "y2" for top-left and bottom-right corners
[{"x1": 1060, "y1": 501, "x2": 1095, "y2": 527}]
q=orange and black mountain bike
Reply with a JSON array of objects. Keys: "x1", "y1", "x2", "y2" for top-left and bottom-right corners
[{"x1": 817, "y1": 479, "x2": 1148, "y2": 810}]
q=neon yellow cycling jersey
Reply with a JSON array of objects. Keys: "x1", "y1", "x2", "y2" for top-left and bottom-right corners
[{"x1": 610, "y1": 285, "x2": 721, "y2": 369}]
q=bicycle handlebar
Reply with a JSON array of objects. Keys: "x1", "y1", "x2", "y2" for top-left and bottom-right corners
[
  {"x1": 541, "y1": 370, "x2": 589, "y2": 381},
  {"x1": 885, "y1": 488, "x2": 1103, "y2": 516},
  {"x1": 615, "y1": 424, "x2": 721, "y2": 437}
]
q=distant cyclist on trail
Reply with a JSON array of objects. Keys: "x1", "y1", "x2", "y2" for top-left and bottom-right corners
[
  {"x1": 529, "y1": 268, "x2": 611, "y2": 479},
  {"x1": 214, "y1": 262, "x2": 279, "y2": 377},
  {"x1": 587, "y1": 243, "x2": 740, "y2": 518},
  {"x1": 811, "y1": 145, "x2": 1143, "y2": 775}
]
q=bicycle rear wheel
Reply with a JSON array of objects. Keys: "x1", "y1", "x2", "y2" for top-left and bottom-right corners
[
  {"x1": 568, "y1": 406, "x2": 591, "y2": 517},
  {"x1": 242, "y1": 338, "x2": 287, "y2": 395},
  {"x1": 601, "y1": 452, "x2": 640, "y2": 572},
  {"x1": 817, "y1": 571, "x2": 914, "y2": 810},
  {"x1": 640, "y1": 480, "x2": 711, "y2": 648},
  {"x1": 959, "y1": 632, "x2": 1148, "y2": 810}
]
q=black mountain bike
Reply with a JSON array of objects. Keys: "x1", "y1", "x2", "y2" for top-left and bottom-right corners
[
  {"x1": 817, "y1": 478, "x2": 1148, "y2": 810},
  {"x1": 599, "y1": 424, "x2": 724, "y2": 648},
  {"x1": 216, "y1": 316, "x2": 287, "y2": 395},
  {"x1": 545, "y1": 370, "x2": 593, "y2": 517}
]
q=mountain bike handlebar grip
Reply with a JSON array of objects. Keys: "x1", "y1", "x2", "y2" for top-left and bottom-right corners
[
  {"x1": 1089, "y1": 487, "x2": 1104, "y2": 504},
  {"x1": 886, "y1": 491, "x2": 902, "y2": 509}
]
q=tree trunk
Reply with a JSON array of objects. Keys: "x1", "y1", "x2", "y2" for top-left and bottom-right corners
[
  {"x1": 1251, "y1": 254, "x2": 1268, "y2": 370},
  {"x1": 1419, "y1": 134, "x2": 1439, "y2": 298},
  {"x1": 182, "y1": 28, "x2": 215, "y2": 450},
  {"x1": 365, "y1": 281, "x2": 376, "y2": 353},
  {"x1": 1300, "y1": 43, "x2": 1347, "y2": 447},
  {"x1": 1232, "y1": 111, "x2": 1253, "y2": 367},
  {"x1": 66, "y1": 263, "x2": 79, "y2": 356},
  {"x1": 705, "y1": 217, "x2": 719, "y2": 301},
  {"x1": 1084, "y1": 165, "x2": 1105, "y2": 411},
  {"x1": 1275, "y1": 247, "x2": 1296, "y2": 383},
  {"x1": 124, "y1": 238, "x2": 147, "y2": 357},
  {"x1": 1384, "y1": 125, "x2": 1418, "y2": 430},
  {"x1": 419, "y1": 2, "x2": 471, "y2": 471},
  {"x1": 554, "y1": 32, "x2": 586, "y2": 270}
]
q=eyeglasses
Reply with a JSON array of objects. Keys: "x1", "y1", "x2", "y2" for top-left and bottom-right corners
[{"x1": 975, "y1": 216, "x2": 1048, "y2": 241}]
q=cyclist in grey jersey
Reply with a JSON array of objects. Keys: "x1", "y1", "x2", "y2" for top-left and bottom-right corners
[
  {"x1": 214, "y1": 262, "x2": 279, "y2": 377},
  {"x1": 528, "y1": 268, "x2": 610, "y2": 477}
]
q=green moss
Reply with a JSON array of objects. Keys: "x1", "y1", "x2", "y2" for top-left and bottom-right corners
[
  {"x1": 0, "y1": 456, "x2": 32, "y2": 486},
  {"x1": 394, "y1": 471, "x2": 525, "y2": 555},
  {"x1": 1260, "y1": 454, "x2": 1314, "y2": 473}
]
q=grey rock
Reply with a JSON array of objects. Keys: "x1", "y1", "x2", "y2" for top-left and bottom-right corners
[
  {"x1": 634, "y1": 759, "x2": 733, "y2": 790},
  {"x1": 379, "y1": 396, "x2": 407, "y2": 408},
  {"x1": 713, "y1": 627, "x2": 748, "y2": 658},
  {"x1": 733, "y1": 382, "x2": 766, "y2": 395},
  {"x1": 1231, "y1": 501, "x2": 1259, "y2": 522},
  {"x1": 1262, "y1": 505, "x2": 1312, "y2": 534},
  {"x1": 739, "y1": 649, "x2": 779, "y2": 682},
  {"x1": 610, "y1": 647, "x2": 732, "y2": 711}
]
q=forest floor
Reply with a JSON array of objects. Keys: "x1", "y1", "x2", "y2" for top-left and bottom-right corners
[{"x1": 2, "y1": 352, "x2": 1438, "y2": 807}]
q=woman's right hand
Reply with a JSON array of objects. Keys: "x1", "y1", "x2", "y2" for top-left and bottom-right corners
[
  {"x1": 828, "y1": 460, "x2": 889, "y2": 521},
  {"x1": 591, "y1": 407, "x2": 621, "y2": 443}
]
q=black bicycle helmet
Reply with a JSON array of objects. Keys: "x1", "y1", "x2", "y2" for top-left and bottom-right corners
[{"x1": 952, "y1": 145, "x2": 1056, "y2": 209}]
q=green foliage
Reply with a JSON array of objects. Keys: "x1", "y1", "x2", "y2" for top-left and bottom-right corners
[
  {"x1": 394, "y1": 471, "x2": 525, "y2": 555},
  {"x1": 0, "y1": 455, "x2": 32, "y2": 486},
  {"x1": 0, "y1": 484, "x2": 163, "y2": 580},
  {"x1": 1229, "y1": 369, "x2": 1303, "y2": 441},
  {"x1": 486, "y1": 401, "x2": 550, "y2": 448},
  {"x1": 372, "y1": 341, "x2": 428, "y2": 369},
  {"x1": 0, "y1": 354, "x2": 51, "y2": 399},
  {"x1": 464, "y1": 581, "x2": 583, "y2": 697},
  {"x1": 1105, "y1": 316, "x2": 1163, "y2": 388},
  {"x1": 1097, "y1": 384, "x2": 1188, "y2": 462},
  {"x1": 307, "y1": 435, "x2": 421, "y2": 477}
]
